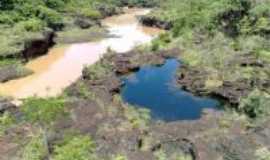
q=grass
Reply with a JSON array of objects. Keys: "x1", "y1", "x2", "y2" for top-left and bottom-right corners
[
  {"x1": 256, "y1": 147, "x2": 270, "y2": 160},
  {"x1": 0, "y1": 112, "x2": 15, "y2": 136},
  {"x1": 82, "y1": 56, "x2": 113, "y2": 80},
  {"x1": 21, "y1": 97, "x2": 67, "y2": 125},
  {"x1": 52, "y1": 135, "x2": 96, "y2": 160},
  {"x1": 239, "y1": 89, "x2": 270, "y2": 119},
  {"x1": 22, "y1": 129, "x2": 48, "y2": 160},
  {"x1": 56, "y1": 26, "x2": 107, "y2": 44}
]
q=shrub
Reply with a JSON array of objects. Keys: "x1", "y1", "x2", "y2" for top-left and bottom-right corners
[
  {"x1": 22, "y1": 131, "x2": 48, "y2": 160},
  {"x1": 113, "y1": 155, "x2": 128, "y2": 160},
  {"x1": 239, "y1": 89, "x2": 270, "y2": 119},
  {"x1": 79, "y1": 8, "x2": 101, "y2": 19},
  {"x1": 15, "y1": 18, "x2": 45, "y2": 32},
  {"x1": 0, "y1": 112, "x2": 15, "y2": 136},
  {"x1": 255, "y1": 147, "x2": 270, "y2": 160},
  {"x1": 44, "y1": 0, "x2": 65, "y2": 10},
  {"x1": 124, "y1": 105, "x2": 151, "y2": 129},
  {"x1": 82, "y1": 60, "x2": 112, "y2": 80},
  {"x1": 37, "y1": 5, "x2": 63, "y2": 30},
  {"x1": 151, "y1": 33, "x2": 171, "y2": 51},
  {"x1": 21, "y1": 97, "x2": 66, "y2": 125},
  {"x1": 52, "y1": 135, "x2": 96, "y2": 160}
]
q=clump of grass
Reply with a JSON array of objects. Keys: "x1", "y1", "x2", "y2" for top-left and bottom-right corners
[
  {"x1": 22, "y1": 129, "x2": 48, "y2": 160},
  {"x1": 0, "y1": 112, "x2": 15, "y2": 136},
  {"x1": 255, "y1": 147, "x2": 270, "y2": 160},
  {"x1": 21, "y1": 97, "x2": 67, "y2": 125},
  {"x1": 52, "y1": 135, "x2": 96, "y2": 160},
  {"x1": 124, "y1": 104, "x2": 151, "y2": 130},
  {"x1": 239, "y1": 89, "x2": 270, "y2": 119},
  {"x1": 113, "y1": 155, "x2": 128, "y2": 160},
  {"x1": 82, "y1": 58, "x2": 113, "y2": 80}
]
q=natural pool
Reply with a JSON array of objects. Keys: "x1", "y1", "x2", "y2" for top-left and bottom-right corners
[{"x1": 121, "y1": 59, "x2": 220, "y2": 121}]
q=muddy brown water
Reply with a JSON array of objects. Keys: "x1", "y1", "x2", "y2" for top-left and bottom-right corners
[{"x1": 0, "y1": 8, "x2": 162, "y2": 99}]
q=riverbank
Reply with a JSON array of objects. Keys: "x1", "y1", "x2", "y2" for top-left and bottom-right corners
[
  {"x1": 1, "y1": 48, "x2": 269, "y2": 160},
  {"x1": 0, "y1": 0, "x2": 160, "y2": 83},
  {"x1": 0, "y1": 8, "x2": 162, "y2": 99}
]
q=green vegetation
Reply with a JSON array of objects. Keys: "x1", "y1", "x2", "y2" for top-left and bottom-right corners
[
  {"x1": 256, "y1": 147, "x2": 270, "y2": 160},
  {"x1": 0, "y1": 0, "x2": 160, "y2": 77},
  {"x1": 22, "y1": 130, "x2": 48, "y2": 160},
  {"x1": 239, "y1": 89, "x2": 270, "y2": 119},
  {"x1": 0, "y1": 111, "x2": 15, "y2": 136},
  {"x1": 52, "y1": 135, "x2": 96, "y2": 160},
  {"x1": 82, "y1": 56, "x2": 114, "y2": 80},
  {"x1": 21, "y1": 97, "x2": 67, "y2": 125},
  {"x1": 113, "y1": 155, "x2": 128, "y2": 160},
  {"x1": 147, "y1": 0, "x2": 270, "y2": 119}
]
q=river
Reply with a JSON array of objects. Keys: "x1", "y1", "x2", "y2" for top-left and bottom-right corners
[{"x1": 0, "y1": 8, "x2": 162, "y2": 99}]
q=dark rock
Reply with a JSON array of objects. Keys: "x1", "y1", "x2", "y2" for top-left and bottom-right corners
[
  {"x1": 177, "y1": 66, "x2": 209, "y2": 95},
  {"x1": 0, "y1": 98, "x2": 16, "y2": 114},
  {"x1": 156, "y1": 48, "x2": 182, "y2": 58},
  {"x1": 0, "y1": 65, "x2": 32, "y2": 82},
  {"x1": 22, "y1": 30, "x2": 55, "y2": 61},
  {"x1": 96, "y1": 5, "x2": 122, "y2": 17},
  {"x1": 177, "y1": 65, "x2": 254, "y2": 105},
  {"x1": 113, "y1": 54, "x2": 140, "y2": 75},
  {"x1": 230, "y1": 54, "x2": 265, "y2": 67},
  {"x1": 74, "y1": 18, "x2": 97, "y2": 29},
  {"x1": 211, "y1": 80, "x2": 252, "y2": 105},
  {"x1": 139, "y1": 16, "x2": 173, "y2": 30}
]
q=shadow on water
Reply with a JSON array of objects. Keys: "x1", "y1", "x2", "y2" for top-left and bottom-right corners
[{"x1": 121, "y1": 59, "x2": 220, "y2": 121}]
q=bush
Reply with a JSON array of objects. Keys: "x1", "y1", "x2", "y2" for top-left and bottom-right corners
[
  {"x1": 15, "y1": 18, "x2": 45, "y2": 32},
  {"x1": 79, "y1": 8, "x2": 101, "y2": 19},
  {"x1": 44, "y1": 0, "x2": 65, "y2": 10},
  {"x1": 53, "y1": 135, "x2": 96, "y2": 160},
  {"x1": 239, "y1": 89, "x2": 270, "y2": 119},
  {"x1": 255, "y1": 147, "x2": 270, "y2": 160},
  {"x1": 37, "y1": 5, "x2": 63, "y2": 30},
  {"x1": 0, "y1": 112, "x2": 15, "y2": 136},
  {"x1": 21, "y1": 97, "x2": 66, "y2": 125},
  {"x1": 22, "y1": 131, "x2": 48, "y2": 160}
]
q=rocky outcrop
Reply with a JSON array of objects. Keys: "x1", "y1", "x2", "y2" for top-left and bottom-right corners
[
  {"x1": 0, "y1": 98, "x2": 16, "y2": 114},
  {"x1": 0, "y1": 65, "x2": 32, "y2": 82},
  {"x1": 22, "y1": 30, "x2": 55, "y2": 61},
  {"x1": 96, "y1": 5, "x2": 122, "y2": 18},
  {"x1": 139, "y1": 16, "x2": 173, "y2": 30},
  {"x1": 74, "y1": 18, "x2": 100, "y2": 29}
]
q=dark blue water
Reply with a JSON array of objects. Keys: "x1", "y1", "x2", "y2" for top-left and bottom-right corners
[{"x1": 121, "y1": 59, "x2": 219, "y2": 121}]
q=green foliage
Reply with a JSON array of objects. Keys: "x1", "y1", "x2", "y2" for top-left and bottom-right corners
[
  {"x1": 113, "y1": 155, "x2": 128, "y2": 160},
  {"x1": 83, "y1": 59, "x2": 113, "y2": 80},
  {"x1": 0, "y1": 112, "x2": 15, "y2": 136},
  {"x1": 21, "y1": 97, "x2": 66, "y2": 125},
  {"x1": 151, "y1": 33, "x2": 171, "y2": 51},
  {"x1": 22, "y1": 130, "x2": 48, "y2": 160},
  {"x1": 37, "y1": 5, "x2": 63, "y2": 29},
  {"x1": 15, "y1": 18, "x2": 45, "y2": 32},
  {"x1": 52, "y1": 135, "x2": 96, "y2": 160},
  {"x1": 44, "y1": 0, "x2": 66, "y2": 10},
  {"x1": 239, "y1": 89, "x2": 270, "y2": 119},
  {"x1": 124, "y1": 104, "x2": 151, "y2": 129},
  {"x1": 256, "y1": 147, "x2": 270, "y2": 160}
]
